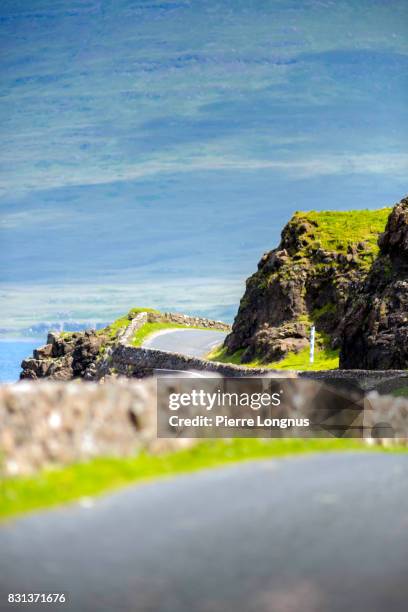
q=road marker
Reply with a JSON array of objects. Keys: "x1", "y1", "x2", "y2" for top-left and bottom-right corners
[{"x1": 310, "y1": 325, "x2": 315, "y2": 364}]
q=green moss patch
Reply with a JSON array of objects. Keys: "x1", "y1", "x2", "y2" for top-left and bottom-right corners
[
  {"x1": 312, "y1": 303, "x2": 336, "y2": 320},
  {"x1": 206, "y1": 345, "x2": 246, "y2": 364},
  {"x1": 268, "y1": 345, "x2": 339, "y2": 371},
  {"x1": 1, "y1": 438, "x2": 405, "y2": 522},
  {"x1": 294, "y1": 208, "x2": 391, "y2": 259}
]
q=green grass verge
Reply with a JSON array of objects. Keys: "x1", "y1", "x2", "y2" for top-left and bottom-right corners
[
  {"x1": 268, "y1": 345, "x2": 339, "y2": 371},
  {"x1": 105, "y1": 307, "x2": 160, "y2": 339},
  {"x1": 206, "y1": 344, "x2": 339, "y2": 371},
  {"x1": 1, "y1": 438, "x2": 405, "y2": 522},
  {"x1": 132, "y1": 322, "x2": 225, "y2": 347}
]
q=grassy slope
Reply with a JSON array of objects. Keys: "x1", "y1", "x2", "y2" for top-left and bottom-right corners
[
  {"x1": 59, "y1": 309, "x2": 161, "y2": 342},
  {"x1": 104, "y1": 307, "x2": 160, "y2": 339},
  {"x1": 207, "y1": 344, "x2": 339, "y2": 371},
  {"x1": 295, "y1": 208, "x2": 392, "y2": 261},
  {"x1": 1, "y1": 439, "x2": 406, "y2": 522},
  {"x1": 268, "y1": 345, "x2": 339, "y2": 370}
]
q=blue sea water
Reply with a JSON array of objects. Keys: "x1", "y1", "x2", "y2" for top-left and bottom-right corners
[{"x1": 0, "y1": 339, "x2": 43, "y2": 383}]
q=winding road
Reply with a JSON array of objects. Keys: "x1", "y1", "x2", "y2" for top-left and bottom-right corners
[
  {"x1": 142, "y1": 328, "x2": 227, "y2": 358},
  {"x1": 1, "y1": 453, "x2": 407, "y2": 612}
]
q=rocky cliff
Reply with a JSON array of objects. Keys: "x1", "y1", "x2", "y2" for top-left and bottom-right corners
[
  {"x1": 224, "y1": 204, "x2": 399, "y2": 367},
  {"x1": 20, "y1": 198, "x2": 408, "y2": 377},
  {"x1": 339, "y1": 198, "x2": 408, "y2": 369}
]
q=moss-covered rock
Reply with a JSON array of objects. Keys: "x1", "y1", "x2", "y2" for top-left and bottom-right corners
[
  {"x1": 19, "y1": 310, "x2": 146, "y2": 381},
  {"x1": 339, "y1": 197, "x2": 408, "y2": 369},
  {"x1": 224, "y1": 206, "x2": 392, "y2": 365},
  {"x1": 21, "y1": 329, "x2": 110, "y2": 381}
]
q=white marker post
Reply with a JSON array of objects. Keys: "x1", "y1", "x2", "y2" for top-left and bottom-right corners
[{"x1": 310, "y1": 325, "x2": 315, "y2": 364}]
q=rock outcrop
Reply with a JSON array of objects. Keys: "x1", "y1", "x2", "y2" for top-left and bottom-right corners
[
  {"x1": 20, "y1": 310, "x2": 231, "y2": 381},
  {"x1": 224, "y1": 208, "x2": 390, "y2": 364},
  {"x1": 339, "y1": 198, "x2": 408, "y2": 369},
  {"x1": 20, "y1": 330, "x2": 108, "y2": 381}
]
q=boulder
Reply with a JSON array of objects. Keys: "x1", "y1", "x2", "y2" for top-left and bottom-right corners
[{"x1": 20, "y1": 330, "x2": 107, "y2": 381}]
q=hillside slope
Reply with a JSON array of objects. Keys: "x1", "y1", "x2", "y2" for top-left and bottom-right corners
[{"x1": 224, "y1": 206, "x2": 394, "y2": 367}]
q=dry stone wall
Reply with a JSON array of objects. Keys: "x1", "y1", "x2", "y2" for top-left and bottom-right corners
[
  {"x1": 87, "y1": 312, "x2": 408, "y2": 392},
  {"x1": 158, "y1": 312, "x2": 231, "y2": 331},
  {"x1": 0, "y1": 379, "x2": 194, "y2": 477},
  {"x1": 100, "y1": 327, "x2": 408, "y2": 392},
  {"x1": 1, "y1": 378, "x2": 407, "y2": 477}
]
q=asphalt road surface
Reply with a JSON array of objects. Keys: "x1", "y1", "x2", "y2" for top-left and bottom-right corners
[
  {"x1": 1, "y1": 453, "x2": 407, "y2": 612},
  {"x1": 142, "y1": 328, "x2": 227, "y2": 358}
]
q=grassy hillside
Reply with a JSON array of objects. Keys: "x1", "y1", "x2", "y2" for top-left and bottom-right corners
[{"x1": 292, "y1": 207, "x2": 392, "y2": 266}]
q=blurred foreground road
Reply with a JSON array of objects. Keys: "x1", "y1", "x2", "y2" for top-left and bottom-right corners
[
  {"x1": 1, "y1": 453, "x2": 407, "y2": 612},
  {"x1": 142, "y1": 328, "x2": 226, "y2": 358}
]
